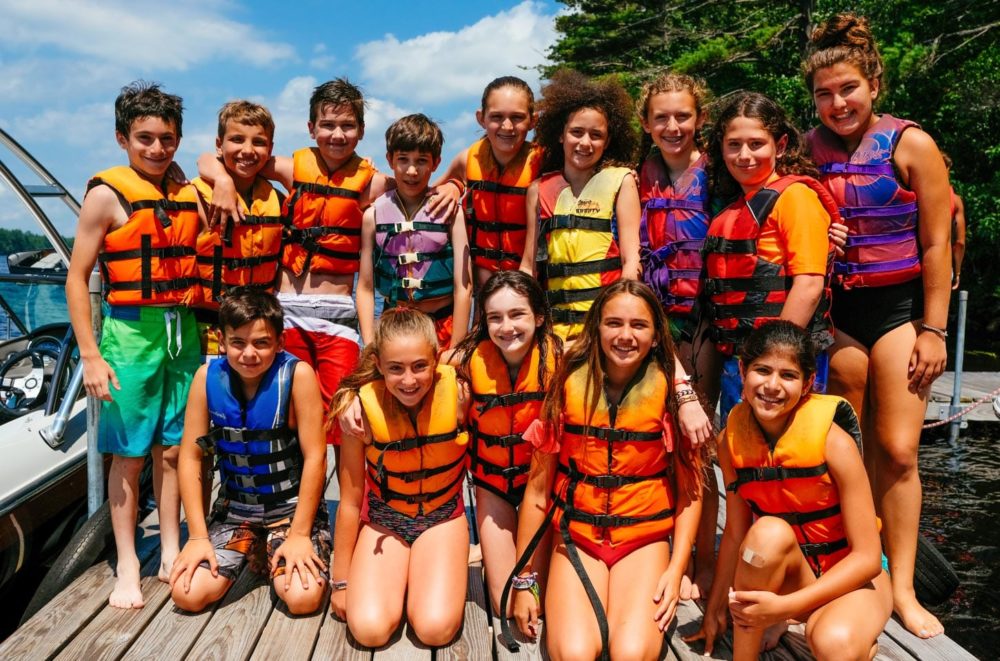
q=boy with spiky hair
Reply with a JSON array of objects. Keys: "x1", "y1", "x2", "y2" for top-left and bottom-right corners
[{"x1": 66, "y1": 81, "x2": 204, "y2": 608}]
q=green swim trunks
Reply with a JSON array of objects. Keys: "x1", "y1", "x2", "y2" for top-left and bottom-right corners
[{"x1": 98, "y1": 305, "x2": 200, "y2": 457}]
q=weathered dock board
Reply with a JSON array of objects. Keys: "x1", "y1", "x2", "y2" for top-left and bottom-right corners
[
  {"x1": 0, "y1": 454, "x2": 978, "y2": 660},
  {"x1": 927, "y1": 371, "x2": 999, "y2": 423}
]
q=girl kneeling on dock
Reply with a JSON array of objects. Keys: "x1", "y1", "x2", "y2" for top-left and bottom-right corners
[
  {"x1": 688, "y1": 321, "x2": 891, "y2": 660},
  {"x1": 506, "y1": 279, "x2": 703, "y2": 660},
  {"x1": 330, "y1": 308, "x2": 469, "y2": 647}
]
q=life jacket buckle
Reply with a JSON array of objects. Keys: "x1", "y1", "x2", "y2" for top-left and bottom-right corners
[
  {"x1": 394, "y1": 221, "x2": 416, "y2": 234},
  {"x1": 401, "y1": 277, "x2": 423, "y2": 289},
  {"x1": 397, "y1": 252, "x2": 420, "y2": 265},
  {"x1": 232, "y1": 454, "x2": 251, "y2": 468}
]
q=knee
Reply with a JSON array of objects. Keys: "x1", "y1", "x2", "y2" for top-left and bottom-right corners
[
  {"x1": 112, "y1": 455, "x2": 145, "y2": 478},
  {"x1": 279, "y1": 584, "x2": 326, "y2": 616},
  {"x1": 808, "y1": 622, "x2": 870, "y2": 661},
  {"x1": 348, "y1": 610, "x2": 399, "y2": 648},
  {"x1": 877, "y1": 442, "x2": 918, "y2": 477},
  {"x1": 159, "y1": 444, "x2": 179, "y2": 469},
  {"x1": 742, "y1": 516, "x2": 798, "y2": 562},
  {"x1": 547, "y1": 634, "x2": 602, "y2": 661},
  {"x1": 408, "y1": 608, "x2": 462, "y2": 647},
  {"x1": 609, "y1": 632, "x2": 661, "y2": 661},
  {"x1": 171, "y1": 583, "x2": 213, "y2": 613}
]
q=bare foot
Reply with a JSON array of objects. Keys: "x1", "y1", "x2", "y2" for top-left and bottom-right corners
[
  {"x1": 109, "y1": 559, "x2": 144, "y2": 609},
  {"x1": 896, "y1": 596, "x2": 944, "y2": 639},
  {"x1": 158, "y1": 553, "x2": 177, "y2": 583},
  {"x1": 760, "y1": 620, "x2": 788, "y2": 651}
]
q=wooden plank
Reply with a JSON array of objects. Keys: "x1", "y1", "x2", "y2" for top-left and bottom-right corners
[
  {"x1": 882, "y1": 617, "x2": 977, "y2": 661},
  {"x1": 0, "y1": 562, "x2": 112, "y2": 659},
  {"x1": 121, "y1": 588, "x2": 218, "y2": 660},
  {"x1": 370, "y1": 623, "x2": 432, "y2": 660},
  {"x1": 54, "y1": 553, "x2": 171, "y2": 661},
  {"x1": 184, "y1": 567, "x2": 274, "y2": 661},
  {"x1": 249, "y1": 594, "x2": 327, "y2": 661},
  {"x1": 665, "y1": 598, "x2": 732, "y2": 660},
  {"x1": 312, "y1": 615, "x2": 371, "y2": 661},
  {"x1": 436, "y1": 563, "x2": 492, "y2": 660}
]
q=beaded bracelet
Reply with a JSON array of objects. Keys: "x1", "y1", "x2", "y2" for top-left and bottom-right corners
[
  {"x1": 920, "y1": 323, "x2": 948, "y2": 339},
  {"x1": 331, "y1": 579, "x2": 348, "y2": 591},
  {"x1": 511, "y1": 572, "x2": 538, "y2": 590}
]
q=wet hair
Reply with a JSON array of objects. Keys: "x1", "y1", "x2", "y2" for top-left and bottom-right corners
[
  {"x1": 216, "y1": 100, "x2": 275, "y2": 142},
  {"x1": 535, "y1": 69, "x2": 638, "y2": 173},
  {"x1": 330, "y1": 308, "x2": 438, "y2": 417},
  {"x1": 803, "y1": 13, "x2": 885, "y2": 94},
  {"x1": 481, "y1": 76, "x2": 535, "y2": 116},
  {"x1": 218, "y1": 287, "x2": 284, "y2": 339},
  {"x1": 739, "y1": 320, "x2": 817, "y2": 383},
  {"x1": 453, "y1": 270, "x2": 560, "y2": 388},
  {"x1": 115, "y1": 81, "x2": 183, "y2": 138},
  {"x1": 706, "y1": 91, "x2": 817, "y2": 201},
  {"x1": 309, "y1": 78, "x2": 365, "y2": 127},
  {"x1": 636, "y1": 72, "x2": 712, "y2": 161},
  {"x1": 384, "y1": 113, "x2": 444, "y2": 160}
]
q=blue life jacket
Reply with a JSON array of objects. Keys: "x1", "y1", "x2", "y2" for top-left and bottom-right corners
[{"x1": 200, "y1": 351, "x2": 303, "y2": 509}]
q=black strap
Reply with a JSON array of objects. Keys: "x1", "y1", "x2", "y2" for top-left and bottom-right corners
[
  {"x1": 470, "y1": 246, "x2": 521, "y2": 262},
  {"x1": 728, "y1": 463, "x2": 829, "y2": 491},
  {"x1": 471, "y1": 426, "x2": 528, "y2": 448},
  {"x1": 473, "y1": 391, "x2": 545, "y2": 415},
  {"x1": 544, "y1": 213, "x2": 611, "y2": 235},
  {"x1": 748, "y1": 501, "x2": 842, "y2": 526},
  {"x1": 556, "y1": 462, "x2": 667, "y2": 488},
  {"x1": 702, "y1": 276, "x2": 791, "y2": 295},
  {"x1": 706, "y1": 301, "x2": 786, "y2": 319},
  {"x1": 367, "y1": 453, "x2": 465, "y2": 484},
  {"x1": 105, "y1": 276, "x2": 199, "y2": 293},
  {"x1": 222, "y1": 482, "x2": 300, "y2": 507},
  {"x1": 99, "y1": 245, "x2": 196, "y2": 262},
  {"x1": 372, "y1": 429, "x2": 458, "y2": 453},
  {"x1": 554, "y1": 496, "x2": 675, "y2": 528},
  {"x1": 551, "y1": 308, "x2": 588, "y2": 325},
  {"x1": 375, "y1": 468, "x2": 464, "y2": 506},
  {"x1": 293, "y1": 181, "x2": 362, "y2": 200},
  {"x1": 546, "y1": 286, "x2": 603, "y2": 306},
  {"x1": 545, "y1": 256, "x2": 621, "y2": 279},
  {"x1": 500, "y1": 501, "x2": 558, "y2": 653},
  {"x1": 800, "y1": 537, "x2": 848, "y2": 560},
  {"x1": 703, "y1": 236, "x2": 757, "y2": 254},
  {"x1": 197, "y1": 253, "x2": 281, "y2": 269},
  {"x1": 468, "y1": 180, "x2": 528, "y2": 196},
  {"x1": 562, "y1": 423, "x2": 662, "y2": 443}
]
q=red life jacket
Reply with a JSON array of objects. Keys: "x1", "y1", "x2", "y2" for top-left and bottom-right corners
[
  {"x1": 464, "y1": 138, "x2": 541, "y2": 272},
  {"x1": 703, "y1": 175, "x2": 837, "y2": 356},
  {"x1": 638, "y1": 153, "x2": 710, "y2": 318},
  {"x1": 807, "y1": 115, "x2": 921, "y2": 289}
]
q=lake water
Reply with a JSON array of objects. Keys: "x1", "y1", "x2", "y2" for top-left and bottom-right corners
[{"x1": 921, "y1": 421, "x2": 1000, "y2": 659}]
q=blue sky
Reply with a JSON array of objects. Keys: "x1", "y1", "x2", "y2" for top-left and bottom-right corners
[{"x1": 0, "y1": 0, "x2": 562, "y2": 237}]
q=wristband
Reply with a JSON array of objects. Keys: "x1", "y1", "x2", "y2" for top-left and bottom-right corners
[
  {"x1": 187, "y1": 535, "x2": 209, "y2": 541},
  {"x1": 331, "y1": 579, "x2": 348, "y2": 591},
  {"x1": 920, "y1": 323, "x2": 948, "y2": 339},
  {"x1": 511, "y1": 572, "x2": 538, "y2": 590},
  {"x1": 445, "y1": 177, "x2": 466, "y2": 196}
]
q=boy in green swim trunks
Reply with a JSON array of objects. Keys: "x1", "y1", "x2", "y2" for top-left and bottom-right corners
[{"x1": 66, "y1": 81, "x2": 205, "y2": 608}]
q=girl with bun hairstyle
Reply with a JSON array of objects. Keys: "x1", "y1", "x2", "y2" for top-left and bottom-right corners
[{"x1": 803, "y1": 13, "x2": 952, "y2": 639}]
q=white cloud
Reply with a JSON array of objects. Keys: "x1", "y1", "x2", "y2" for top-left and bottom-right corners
[
  {"x1": 0, "y1": 0, "x2": 296, "y2": 70},
  {"x1": 354, "y1": 0, "x2": 557, "y2": 106},
  {"x1": 10, "y1": 103, "x2": 113, "y2": 149},
  {"x1": 309, "y1": 44, "x2": 336, "y2": 71}
]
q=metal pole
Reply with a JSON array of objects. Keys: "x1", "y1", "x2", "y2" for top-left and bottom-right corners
[
  {"x1": 86, "y1": 269, "x2": 104, "y2": 517},
  {"x1": 948, "y1": 290, "x2": 968, "y2": 443},
  {"x1": 39, "y1": 361, "x2": 84, "y2": 448}
]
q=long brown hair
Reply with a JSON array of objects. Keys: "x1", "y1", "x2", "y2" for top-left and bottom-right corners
[
  {"x1": 635, "y1": 72, "x2": 713, "y2": 165},
  {"x1": 453, "y1": 270, "x2": 560, "y2": 387},
  {"x1": 802, "y1": 13, "x2": 885, "y2": 94}
]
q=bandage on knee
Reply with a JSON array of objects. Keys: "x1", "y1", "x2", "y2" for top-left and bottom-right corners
[{"x1": 742, "y1": 547, "x2": 766, "y2": 567}]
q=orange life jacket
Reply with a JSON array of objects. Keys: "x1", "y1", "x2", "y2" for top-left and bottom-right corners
[
  {"x1": 723, "y1": 394, "x2": 862, "y2": 576},
  {"x1": 553, "y1": 359, "x2": 676, "y2": 550},
  {"x1": 703, "y1": 175, "x2": 837, "y2": 356},
  {"x1": 468, "y1": 339, "x2": 552, "y2": 505},
  {"x1": 359, "y1": 365, "x2": 468, "y2": 518},
  {"x1": 191, "y1": 177, "x2": 285, "y2": 309},
  {"x1": 90, "y1": 166, "x2": 200, "y2": 306},
  {"x1": 281, "y1": 149, "x2": 374, "y2": 276},
  {"x1": 464, "y1": 138, "x2": 541, "y2": 272}
]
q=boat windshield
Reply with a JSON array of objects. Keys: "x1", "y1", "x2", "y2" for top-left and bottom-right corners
[{"x1": 0, "y1": 259, "x2": 69, "y2": 341}]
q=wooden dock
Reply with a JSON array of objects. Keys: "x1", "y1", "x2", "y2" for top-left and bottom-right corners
[
  {"x1": 0, "y1": 458, "x2": 979, "y2": 660},
  {"x1": 926, "y1": 371, "x2": 999, "y2": 423}
]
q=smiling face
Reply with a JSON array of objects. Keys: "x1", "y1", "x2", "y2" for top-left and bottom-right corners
[
  {"x1": 484, "y1": 286, "x2": 544, "y2": 367},
  {"x1": 308, "y1": 103, "x2": 363, "y2": 170},
  {"x1": 374, "y1": 332, "x2": 438, "y2": 413},
  {"x1": 387, "y1": 149, "x2": 439, "y2": 203},
  {"x1": 478, "y1": 86, "x2": 535, "y2": 166},
  {"x1": 812, "y1": 61, "x2": 879, "y2": 147},
  {"x1": 217, "y1": 120, "x2": 272, "y2": 192},
  {"x1": 560, "y1": 107, "x2": 609, "y2": 174},
  {"x1": 641, "y1": 90, "x2": 704, "y2": 164},
  {"x1": 740, "y1": 347, "x2": 812, "y2": 435},
  {"x1": 598, "y1": 293, "x2": 656, "y2": 381},
  {"x1": 722, "y1": 116, "x2": 786, "y2": 196},
  {"x1": 221, "y1": 318, "x2": 283, "y2": 387},
  {"x1": 117, "y1": 116, "x2": 179, "y2": 182}
]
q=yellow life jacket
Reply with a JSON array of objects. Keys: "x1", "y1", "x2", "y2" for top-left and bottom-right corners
[
  {"x1": 191, "y1": 176, "x2": 285, "y2": 309},
  {"x1": 89, "y1": 166, "x2": 200, "y2": 306},
  {"x1": 359, "y1": 364, "x2": 468, "y2": 517},
  {"x1": 722, "y1": 393, "x2": 862, "y2": 576},
  {"x1": 537, "y1": 166, "x2": 631, "y2": 340}
]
